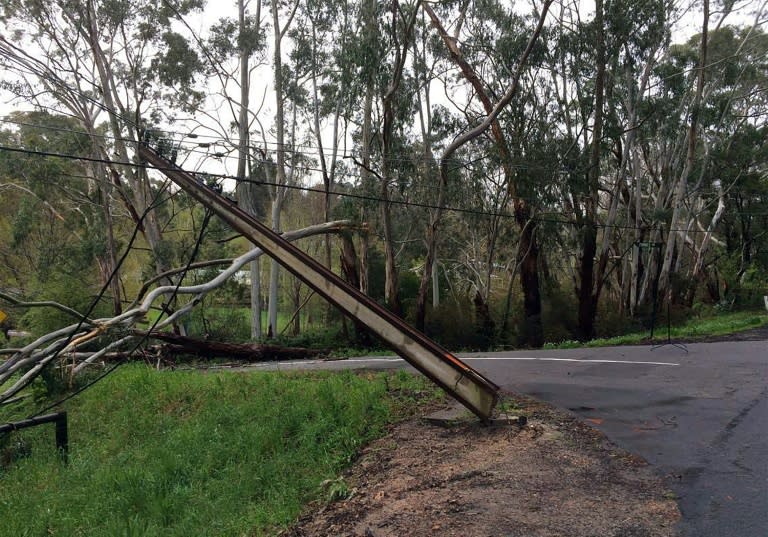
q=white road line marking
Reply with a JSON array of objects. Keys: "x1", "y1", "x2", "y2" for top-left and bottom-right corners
[
  {"x1": 254, "y1": 357, "x2": 679, "y2": 367},
  {"x1": 464, "y1": 357, "x2": 680, "y2": 366}
]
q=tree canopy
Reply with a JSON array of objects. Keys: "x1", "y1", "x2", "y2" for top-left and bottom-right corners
[{"x1": 0, "y1": 0, "x2": 766, "y2": 401}]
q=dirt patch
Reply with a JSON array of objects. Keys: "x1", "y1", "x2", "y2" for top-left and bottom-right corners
[{"x1": 284, "y1": 394, "x2": 680, "y2": 537}]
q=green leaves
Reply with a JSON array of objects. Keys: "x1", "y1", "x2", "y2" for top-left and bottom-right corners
[
  {"x1": 208, "y1": 14, "x2": 266, "y2": 62},
  {"x1": 152, "y1": 31, "x2": 203, "y2": 88}
]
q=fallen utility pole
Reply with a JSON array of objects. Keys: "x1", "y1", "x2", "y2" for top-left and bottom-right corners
[{"x1": 139, "y1": 145, "x2": 499, "y2": 421}]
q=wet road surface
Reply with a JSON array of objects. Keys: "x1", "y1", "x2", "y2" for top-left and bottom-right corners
[{"x1": 239, "y1": 339, "x2": 768, "y2": 536}]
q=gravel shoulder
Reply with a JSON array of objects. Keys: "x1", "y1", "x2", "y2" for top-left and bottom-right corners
[{"x1": 284, "y1": 393, "x2": 681, "y2": 537}]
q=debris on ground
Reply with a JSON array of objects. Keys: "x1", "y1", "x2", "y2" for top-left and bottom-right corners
[{"x1": 284, "y1": 394, "x2": 680, "y2": 537}]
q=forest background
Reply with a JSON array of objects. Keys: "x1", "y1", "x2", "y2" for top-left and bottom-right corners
[{"x1": 0, "y1": 0, "x2": 765, "y2": 378}]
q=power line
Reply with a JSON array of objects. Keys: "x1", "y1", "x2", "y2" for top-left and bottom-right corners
[
  {"x1": 0, "y1": 60, "x2": 594, "y2": 180},
  {"x1": 28, "y1": 203, "x2": 214, "y2": 419},
  {"x1": 1, "y1": 142, "x2": 762, "y2": 233},
  {"x1": 0, "y1": 142, "x2": 612, "y2": 225},
  {"x1": 0, "y1": 114, "x2": 563, "y2": 173},
  {"x1": 6, "y1": 88, "x2": 761, "y2": 200},
  {"x1": 6, "y1": 113, "x2": 758, "y2": 205},
  {"x1": 3, "y1": 0, "x2": 764, "y2": 188}
]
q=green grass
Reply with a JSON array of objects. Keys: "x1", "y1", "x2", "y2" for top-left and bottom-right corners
[
  {"x1": 542, "y1": 309, "x2": 768, "y2": 349},
  {"x1": 0, "y1": 367, "x2": 440, "y2": 537}
]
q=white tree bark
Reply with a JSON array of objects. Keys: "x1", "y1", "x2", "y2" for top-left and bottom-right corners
[
  {"x1": 657, "y1": 0, "x2": 709, "y2": 300},
  {"x1": 266, "y1": 0, "x2": 299, "y2": 336},
  {"x1": 0, "y1": 220, "x2": 354, "y2": 404}
]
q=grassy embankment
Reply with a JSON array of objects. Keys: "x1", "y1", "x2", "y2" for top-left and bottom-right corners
[
  {"x1": 544, "y1": 309, "x2": 768, "y2": 349},
  {"x1": 0, "y1": 367, "x2": 442, "y2": 537}
]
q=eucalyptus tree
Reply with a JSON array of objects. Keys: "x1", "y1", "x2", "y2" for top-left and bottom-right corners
[
  {"x1": 721, "y1": 45, "x2": 768, "y2": 295},
  {"x1": 650, "y1": 22, "x2": 768, "y2": 304},
  {"x1": 263, "y1": 0, "x2": 301, "y2": 336},
  {"x1": 0, "y1": 0, "x2": 206, "y2": 286},
  {"x1": 418, "y1": 0, "x2": 553, "y2": 345},
  {"x1": 655, "y1": 0, "x2": 711, "y2": 306},
  {"x1": 540, "y1": 0, "x2": 674, "y2": 339},
  {"x1": 314, "y1": 0, "x2": 424, "y2": 316},
  {"x1": 206, "y1": 0, "x2": 269, "y2": 338},
  {"x1": 686, "y1": 22, "x2": 767, "y2": 296},
  {"x1": 0, "y1": 112, "x2": 117, "y2": 323},
  {"x1": 584, "y1": 0, "x2": 670, "y2": 319},
  {"x1": 289, "y1": 0, "x2": 359, "y2": 266},
  {"x1": 629, "y1": 3, "x2": 767, "y2": 311},
  {"x1": 570, "y1": 0, "x2": 607, "y2": 342},
  {"x1": 355, "y1": 0, "x2": 381, "y2": 297},
  {"x1": 718, "y1": 121, "x2": 768, "y2": 303},
  {"x1": 236, "y1": 0, "x2": 267, "y2": 338},
  {"x1": 409, "y1": 8, "x2": 448, "y2": 313},
  {"x1": 374, "y1": 0, "x2": 423, "y2": 315},
  {"x1": 281, "y1": 0, "x2": 373, "y2": 332}
]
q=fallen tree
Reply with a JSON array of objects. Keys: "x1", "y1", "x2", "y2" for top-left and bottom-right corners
[
  {"x1": 135, "y1": 331, "x2": 327, "y2": 362},
  {"x1": 0, "y1": 220, "x2": 356, "y2": 405},
  {"x1": 66, "y1": 334, "x2": 326, "y2": 368}
]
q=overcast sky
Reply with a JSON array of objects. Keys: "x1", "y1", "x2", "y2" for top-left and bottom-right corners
[{"x1": 0, "y1": 0, "x2": 762, "y2": 185}]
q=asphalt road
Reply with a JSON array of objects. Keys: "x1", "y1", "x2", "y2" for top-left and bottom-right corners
[{"x1": 240, "y1": 339, "x2": 767, "y2": 536}]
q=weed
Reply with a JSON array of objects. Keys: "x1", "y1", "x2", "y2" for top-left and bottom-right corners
[
  {"x1": 320, "y1": 477, "x2": 351, "y2": 502},
  {"x1": 495, "y1": 396, "x2": 523, "y2": 416}
]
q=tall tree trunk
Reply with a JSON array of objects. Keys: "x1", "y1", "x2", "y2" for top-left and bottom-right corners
[
  {"x1": 267, "y1": 0, "x2": 295, "y2": 336},
  {"x1": 236, "y1": 0, "x2": 262, "y2": 340},
  {"x1": 378, "y1": 0, "x2": 419, "y2": 316},
  {"x1": 688, "y1": 178, "x2": 725, "y2": 302},
  {"x1": 357, "y1": 0, "x2": 377, "y2": 298},
  {"x1": 422, "y1": 1, "x2": 550, "y2": 345},
  {"x1": 309, "y1": 25, "x2": 333, "y2": 324},
  {"x1": 359, "y1": 223, "x2": 370, "y2": 295},
  {"x1": 517, "y1": 216, "x2": 542, "y2": 346},
  {"x1": 83, "y1": 2, "x2": 168, "y2": 278},
  {"x1": 576, "y1": 0, "x2": 605, "y2": 341},
  {"x1": 290, "y1": 279, "x2": 302, "y2": 336},
  {"x1": 309, "y1": 13, "x2": 346, "y2": 323},
  {"x1": 629, "y1": 143, "x2": 644, "y2": 315},
  {"x1": 90, "y1": 159, "x2": 122, "y2": 315},
  {"x1": 473, "y1": 290, "x2": 495, "y2": 349},
  {"x1": 413, "y1": 22, "x2": 439, "y2": 331},
  {"x1": 100, "y1": 179, "x2": 122, "y2": 315},
  {"x1": 339, "y1": 232, "x2": 372, "y2": 344},
  {"x1": 607, "y1": 53, "x2": 656, "y2": 318},
  {"x1": 380, "y1": 190, "x2": 401, "y2": 315},
  {"x1": 658, "y1": 0, "x2": 709, "y2": 303},
  {"x1": 432, "y1": 258, "x2": 439, "y2": 309},
  {"x1": 250, "y1": 258, "x2": 261, "y2": 337},
  {"x1": 268, "y1": 199, "x2": 282, "y2": 337}
]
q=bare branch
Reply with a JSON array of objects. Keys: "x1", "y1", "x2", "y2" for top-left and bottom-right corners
[
  {"x1": 0, "y1": 290, "x2": 92, "y2": 322},
  {"x1": 0, "y1": 220, "x2": 357, "y2": 404}
]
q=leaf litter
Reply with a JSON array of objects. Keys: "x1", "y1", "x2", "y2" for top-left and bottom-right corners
[{"x1": 283, "y1": 393, "x2": 680, "y2": 537}]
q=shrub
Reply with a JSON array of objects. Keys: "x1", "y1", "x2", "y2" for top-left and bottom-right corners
[
  {"x1": 185, "y1": 306, "x2": 250, "y2": 343},
  {"x1": 425, "y1": 299, "x2": 494, "y2": 350}
]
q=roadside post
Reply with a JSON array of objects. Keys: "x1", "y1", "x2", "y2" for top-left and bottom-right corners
[{"x1": 0, "y1": 412, "x2": 69, "y2": 463}]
